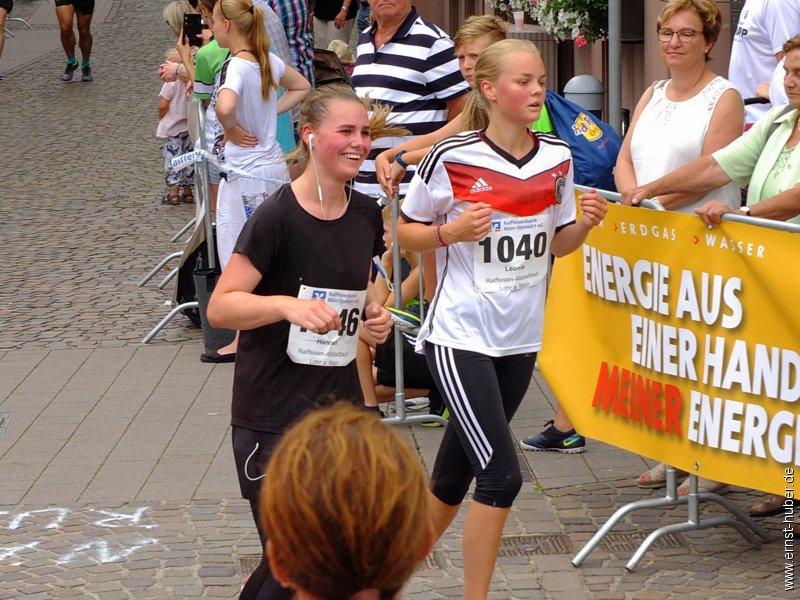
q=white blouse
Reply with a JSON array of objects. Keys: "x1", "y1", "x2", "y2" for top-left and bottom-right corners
[{"x1": 630, "y1": 76, "x2": 742, "y2": 213}]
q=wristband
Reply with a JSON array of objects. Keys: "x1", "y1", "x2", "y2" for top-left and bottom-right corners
[
  {"x1": 340, "y1": 5, "x2": 347, "y2": 11},
  {"x1": 394, "y1": 150, "x2": 409, "y2": 169},
  {"x1": 434, "y1": 224, "x2": 448, "y2": 247}
]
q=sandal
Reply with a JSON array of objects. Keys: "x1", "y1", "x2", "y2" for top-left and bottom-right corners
[
  {"x1": 161, "y1": 192, "x2": 180, "y2": 206},
  {"x1": 677, "y1": 476, "x2": 727, "y2": 496},
  {"x1": 636, "y1": 463, "x2": 688, "y2": 488},
  {"x1": 180, "y1": 190, "x2": 194, "y2": 204}
]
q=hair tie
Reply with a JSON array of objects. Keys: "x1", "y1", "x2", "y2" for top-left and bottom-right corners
[
  {"x1": 248, "y1": 4, "x2": 253, "y2": 12},
  {"x1": 351, "y1": 590, "x2": 380, "y2": 600}
]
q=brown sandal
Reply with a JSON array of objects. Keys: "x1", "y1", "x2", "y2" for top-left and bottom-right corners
[{"x1": 161, "y1": 192, "x2": 180, "y2": 206}]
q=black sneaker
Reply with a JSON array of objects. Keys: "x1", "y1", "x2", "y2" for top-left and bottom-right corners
[
  {"x1": 62, "y1": 61, "x2": 79, "y2": 82},
  {"x1": 520, "y1": 420, "x2": 586, "y2": 453},
  {"x1": 81, "y1": 65, "x2": 93, "y2": 82}
]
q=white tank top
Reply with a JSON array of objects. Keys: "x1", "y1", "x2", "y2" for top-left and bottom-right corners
[{"x1": 630, "y1": 76, "x2": 741, "y2": 213}]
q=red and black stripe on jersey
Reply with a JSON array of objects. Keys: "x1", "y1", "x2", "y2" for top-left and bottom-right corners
[
  {"x1": 442, "y1": 159, "x2": 570, "y2": 217},
  {"x1": 417, "y1": 130, "x2": 571, "y2": 217}
]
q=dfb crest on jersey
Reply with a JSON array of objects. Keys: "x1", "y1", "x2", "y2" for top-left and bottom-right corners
[{"x1": 555, "y1": 176, "x2": 566, "y2": 203}]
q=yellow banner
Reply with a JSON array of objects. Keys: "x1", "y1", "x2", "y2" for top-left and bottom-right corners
[{"x1": 539, "y1": 199, "x2": 800, "y2": 495}]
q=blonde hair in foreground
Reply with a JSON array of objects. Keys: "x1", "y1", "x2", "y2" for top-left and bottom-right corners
[{"x1": 260, "y1": 404, "x2": 430, "y2": 600}]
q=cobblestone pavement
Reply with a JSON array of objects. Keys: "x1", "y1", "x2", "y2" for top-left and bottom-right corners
[
  {"x1": 0, "y1": 1, "x2": 796, "y2": 598},
  {"x1": 1, "y1": 0, "x2": 202, "y2": 350}
]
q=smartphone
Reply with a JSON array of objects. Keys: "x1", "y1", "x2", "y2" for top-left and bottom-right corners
[{"x1": 183, "y1": 13, "x2": 203, "y2": 47}]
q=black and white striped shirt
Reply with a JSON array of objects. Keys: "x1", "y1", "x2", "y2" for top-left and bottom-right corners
[{"x1": 352, "y1": 8, "x2": 470, "y2": 198}]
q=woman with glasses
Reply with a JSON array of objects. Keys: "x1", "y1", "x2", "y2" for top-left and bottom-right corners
[
  {"x1": 616, "y1": 0, "x2": 744, "y2": 495},
  {"x1": 617, "y1": 0, "x2": 743, "y2": 216},
  {"x1": 625, "y1": 34, "x2": 800, "y2": 517}
]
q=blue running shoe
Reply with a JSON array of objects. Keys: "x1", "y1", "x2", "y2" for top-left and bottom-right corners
[{"x1": 520, "y1": 420, "x2": 586, "y2": 453}]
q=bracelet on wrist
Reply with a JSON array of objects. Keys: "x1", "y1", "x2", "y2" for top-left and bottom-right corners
[
  {"x1": 394, "y1": 150, "x2": 409, "y2": 169},
  {"x1": 339, "y1": 5, "x2": 347, "y2": 11},
  {"x1": 175, "y1": 63, "x2": 180, "y2": 77},
  {"x1": 434, "y1": 224, "x2": 448, "y2": 247}
]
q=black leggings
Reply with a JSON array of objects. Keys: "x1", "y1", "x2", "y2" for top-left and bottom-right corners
[{"x1": 425, "y1": 344, "x2": 536, "y2": 509}]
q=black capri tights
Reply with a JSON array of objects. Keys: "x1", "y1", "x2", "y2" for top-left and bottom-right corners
[{"x1": 425, "y1": 344, "x2": 536, "y2": 509}]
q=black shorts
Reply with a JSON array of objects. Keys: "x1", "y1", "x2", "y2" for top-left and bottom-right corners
[
  {"x1": 231, "y1": 426, "x2": 282, "y2": 502},
  {"x1": 0, "y1": 0, "x2": 12, "y2": 14},
  {"x1": 375, "y1": 330, "x2": 434, "y2": 390},
  {"x1": 54, "y1": 0, "x2": 94, "y2": 15}
]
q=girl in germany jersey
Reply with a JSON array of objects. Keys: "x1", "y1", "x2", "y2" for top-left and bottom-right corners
[
  {"x1": 397, "y1": 39, "x2": 607, "y2": 598},
  {"x1": 207, "y1": 84, "x2": 393, "y2": 600}
]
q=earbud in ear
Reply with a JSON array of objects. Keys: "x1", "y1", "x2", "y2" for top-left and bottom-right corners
[{"x1": 308, "y1": 133, "x2": 314, "y2": 145}]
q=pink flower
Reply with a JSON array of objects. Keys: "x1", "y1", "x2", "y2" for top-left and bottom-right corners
[{"x1": 574, "y1": 34, "x2": 587, "y2": 48}]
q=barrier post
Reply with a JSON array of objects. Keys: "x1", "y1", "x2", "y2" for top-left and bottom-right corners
[{"x1": 380, "y1": 193, "x2": 447, "y2": 427}]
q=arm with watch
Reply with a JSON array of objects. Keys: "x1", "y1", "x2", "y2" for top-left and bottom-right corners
[
  {"x1": 334, "y1": 1, "x2": 354, "y2": 28},
  {"x1": 695, "y1": 186, "x2": 800, "y2": 227}
]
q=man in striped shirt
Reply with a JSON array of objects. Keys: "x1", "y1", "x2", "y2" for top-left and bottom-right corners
[{"x1": 352, "y1": 0, "x2": 470, "y2": 198}]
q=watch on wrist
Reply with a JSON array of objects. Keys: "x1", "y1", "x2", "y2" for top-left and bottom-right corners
[
  {"x1": 394, "y1": 150, "x2": 409, "y2": 169},
  {"x1": 739, "y1": 205, "x2": 751, "y2": 215}
]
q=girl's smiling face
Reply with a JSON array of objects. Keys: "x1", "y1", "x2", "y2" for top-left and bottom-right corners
[{"x1": 305, "y1": 100, "x2": 372, "y2": 181}]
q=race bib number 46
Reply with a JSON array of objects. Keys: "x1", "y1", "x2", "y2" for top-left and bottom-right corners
[
  {"x1": 474, "y1": 215, "x2": 550, "y2": 292},
  {"x1": 287, "y1": 285, "x2": 367, "y2": 367}
]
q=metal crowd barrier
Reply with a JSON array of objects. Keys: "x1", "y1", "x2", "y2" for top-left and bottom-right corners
[
  {"x1": 140, "y1": 100, "x2": 214, "y2": 344},
  {"x1": 570, "y1": 184, "x2": 792, "y2": 570},
  {"x1": 379, "y1": 193, "x2": 447, "y2": 427}
]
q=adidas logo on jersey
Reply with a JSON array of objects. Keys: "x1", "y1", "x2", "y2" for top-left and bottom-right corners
[{"x1": 470, "y1": 177, "x2": 493, "y2": 193}]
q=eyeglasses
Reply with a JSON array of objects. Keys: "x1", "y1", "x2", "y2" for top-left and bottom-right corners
[{"x1": 657, "y1": 28, "x2": 703, "y2": 43}]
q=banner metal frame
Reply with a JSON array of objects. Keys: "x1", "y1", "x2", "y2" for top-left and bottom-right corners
[{"x1": 569, "y1": 185, "x2": 794, "y2": 570}]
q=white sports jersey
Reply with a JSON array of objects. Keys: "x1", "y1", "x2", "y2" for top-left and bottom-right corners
[
  {"x1": 729, "y1": 0, "x2": 800, "y2": 123},
  {"x1": 402, "y1": 130, "x2": 577, "y2": 357}
]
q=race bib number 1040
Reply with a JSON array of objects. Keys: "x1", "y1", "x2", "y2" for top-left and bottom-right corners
[{"x1": 474, "y1": 215, "x2": 550, "y2": 292}]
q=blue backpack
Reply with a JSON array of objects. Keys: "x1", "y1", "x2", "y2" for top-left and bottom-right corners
[{"x1": 545, "y1": 89, "x2": 621, "y2": 192}]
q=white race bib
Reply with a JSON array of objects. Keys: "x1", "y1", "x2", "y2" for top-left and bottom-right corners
[
  {"x1": 473, "y1": 215, "x2": 550, "y2": 292},
  {"x1": 287, "y1": 285, "x2": 367, "y2": 367}
]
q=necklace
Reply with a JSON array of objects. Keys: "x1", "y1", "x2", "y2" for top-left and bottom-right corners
[{"x1": 233, "y1": 48, "x2": 255, "y2": 57}]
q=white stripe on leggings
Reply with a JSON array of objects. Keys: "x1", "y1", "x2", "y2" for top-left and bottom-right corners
[{"x1": 433, "y1": 345, "x2": 493, "y2": 468}]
